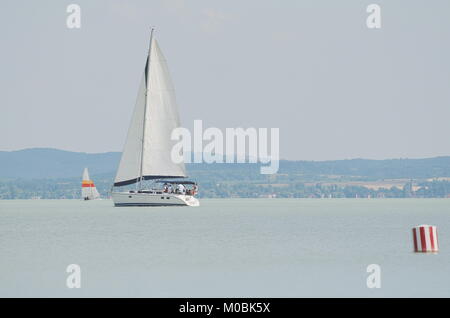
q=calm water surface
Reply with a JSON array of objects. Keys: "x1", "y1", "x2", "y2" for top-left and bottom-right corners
[{"x1": 0, "y1": 199, "x2": 449, "y2": 297}]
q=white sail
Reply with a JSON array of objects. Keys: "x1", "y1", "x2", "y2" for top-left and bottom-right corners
[
  {"x1": 114, "y1": 74, "x2": 147, "y2": 186},
  {"x1": 82, "y1": 168, "x2": 100, "y2": 200},
  {"x1": 114, "y1": 35, "x2": 186, "y2": 187},
  {"x1": 82, "y1": 167, "x2": 90, "y2": 181}
]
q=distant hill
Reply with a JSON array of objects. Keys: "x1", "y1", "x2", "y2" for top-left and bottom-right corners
[
  {"x1": 0, "y1": 148, "x2": 121, "y2": 179},
  {"x1": 278, "y1": 157, "x2": 450, "y2": 180},
  {"x1": 0, "y1": 148, "x2": 450, "y2": 180},
  {"x1": 1, "y1": 148, "x2": 449, "y2": 199}
]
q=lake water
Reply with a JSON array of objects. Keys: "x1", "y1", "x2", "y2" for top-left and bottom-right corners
[{"x1": 0, "y1": 199, "x2": 449, "y2": 297}]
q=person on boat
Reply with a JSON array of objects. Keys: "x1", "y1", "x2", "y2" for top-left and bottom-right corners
[
  {"x1": 163, "y1": 183, "x2": 169, "y2": 193},
  {"x1": 167, "y1": 184, "x2": 173, "y2": 193},
  {"x1": 193, "y1": 184, "x2": 198, "y2": 195},
  {"x1": 177, "y1": 183, "x2": 186, "y2": 194}
]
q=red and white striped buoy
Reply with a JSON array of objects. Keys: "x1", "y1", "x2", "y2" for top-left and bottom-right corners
[{"x1": 412, "y1": 225, "x2": 439, "y2": 253}]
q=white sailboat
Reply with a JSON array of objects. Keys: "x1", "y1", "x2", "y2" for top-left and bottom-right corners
[
  {"x1": 111, "y1": 29, "x2": 199, "y2": 207},
  {"x1": 82, "y1": 168, "x2": 100, "y2": 200}
]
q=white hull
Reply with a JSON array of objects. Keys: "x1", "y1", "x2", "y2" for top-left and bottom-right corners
[{"x1": 112, "y1": 191, "x2": 200, "y2": 207}]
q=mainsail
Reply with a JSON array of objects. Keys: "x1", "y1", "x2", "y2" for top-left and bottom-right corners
[
  {"x1": 114, "y1": 30, "x2": 187, "y2": 187},
  {"x1": 82, "y1": 168, "x2": 100, "y2": 200}
]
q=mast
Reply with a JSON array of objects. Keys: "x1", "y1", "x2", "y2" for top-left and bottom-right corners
[{"x1": 138, "y1": 27, "x2": 155, "y2": 190}]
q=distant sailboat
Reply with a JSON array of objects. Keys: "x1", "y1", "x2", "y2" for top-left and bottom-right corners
[
  {"x1": 111, "y1": 28, "x2": 199, "y2": 207},
  {"x1": 82, "y1": 168, "x2": 100, "y2": 200}
]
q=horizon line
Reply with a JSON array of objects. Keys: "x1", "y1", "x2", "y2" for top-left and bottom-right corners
[{"x1": 1, "y1": 147, "x2": 450, "y2": 163}]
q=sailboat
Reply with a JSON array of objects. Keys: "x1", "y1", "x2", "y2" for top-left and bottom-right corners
[
  {"x1": 81, "y1": 168, "x2": 100, "y2": 200},
  {"x1": 111, "y1": 28, "x2": 199, "y2": 207}
]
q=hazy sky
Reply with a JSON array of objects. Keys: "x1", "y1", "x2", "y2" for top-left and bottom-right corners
[{"x1": 1, "y1": 0, "x2": 450, "y2": 160}]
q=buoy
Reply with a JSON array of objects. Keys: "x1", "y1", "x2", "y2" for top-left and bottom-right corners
[{"x1": 412, "y1": 225, "x2": 438, "y2": 253}]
